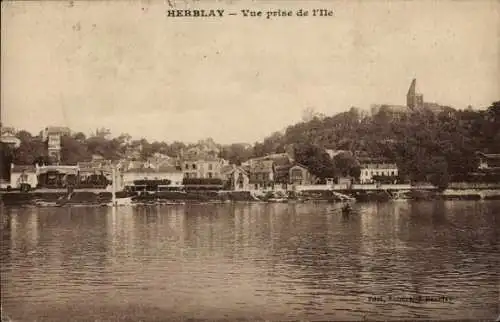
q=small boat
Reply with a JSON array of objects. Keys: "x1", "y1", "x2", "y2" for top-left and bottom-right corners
[
  {"x1": 108, "y1": 197, "x2": 133, "y2": 207},
  {"x1": 268, "y1": 198, "x2": 287, "y2": 203},
  {"x1": 35, "y1": 201, "x2": 59, "y2": 207},
  {"x1": 342, "y1": 203, "x2": 352, "y2": 215}
]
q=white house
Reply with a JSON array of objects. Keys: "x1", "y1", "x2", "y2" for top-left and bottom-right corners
[
  {"x1": 41, "y1": 126, "x2": 71, "y2": 163},
  {"x1": 359, "y1": 163, "x2": 398, "y2": 184},
  {"x1": 9, "y1": 164, "x2": 38, "y2": 190},
  {"x1": 477, "y1": 152, "x2": 500, "y2": 170},
  {"x1": 181, "y1": 156, "x2": 226, "y2": 179},
  {"x1": 221, "y1": 165, "x2": 250, "y2": 191},
  {"x1": 0, "y1": 127, "x2": 20, "y2": 148}
]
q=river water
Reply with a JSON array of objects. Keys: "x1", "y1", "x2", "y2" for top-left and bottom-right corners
[{"x1": 1, "y1": 201, "x2": 499, "y2": 321}]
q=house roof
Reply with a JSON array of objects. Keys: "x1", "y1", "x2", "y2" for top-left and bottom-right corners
[
  {"x1": 157, "y1": 159, "x2": 177, "y2": 168},
  {"x1": 125, "y1": 165, "x2": 181, "y2": 173},
  {"x1": 222, "y1": 165, "x2": 249, "y2": 176},
  {"x1": 11, "y1": 165, "x2": 36, "y2": 173},
  {"x1": 236, "y1": 166, "x2": 249, "y2": 175},
  {"x1": 361, "y1": 163, "x2": 398, "y2": 169},
  {"x1": 120, "y1": 160, "x2": 144, "y2": 170},
  {"x1": 182, "y1": 154, "x2": 221, "y2": 162},
  {"x1": 477, "y1": 152, "x2": 500, "y2": 159},
  {"x1": 290, "y1": 163, "x2": 310, "y2": 171},
  {"x1": 125, "y1": 168, "x2": 158, "y2": 173},
  {"x1": 0, "y1": 127, "x2": 15, "y2": 135},
  {"x1": 221, "y1": 164, "x2": 235, "y2": 175},
  {"x1": 157, "y1": 165, "x2": 181, "y2": 173},
  {"x1": 250, "y1": 160, "x2": 274, "y2": 172},
  {"x1": 423, "y1": 103, "x2": 455, "y2": 113},
  {"x1": 37, "y1": 165, "x2": 78, "y2": 175},
  {"x1": 358, "y1": 157, "x2": 393, "y2": 164},
  {"x1": 44, "y1": 126, "x2": 71, "y2": 134},
  {"x1": 248, "y1": 153, "x2": 292, "y2": 163},
  {"x1": 0, "y1": 135, "x2": 21, "y2": 147}
]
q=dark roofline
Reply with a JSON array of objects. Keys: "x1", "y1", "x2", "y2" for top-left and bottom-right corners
[
  {"x1": 290, "y1": 163, "x2": 310, "y2": 170},
  {"x1": 11, "y1": 165, "x2": 36, "y2": 173},
  {"x1": 476, "y1": 152, "x2": 500, "y2": 158},
  {"x1": 225, "y1": 166, "x2": 249, "y2": 176}
]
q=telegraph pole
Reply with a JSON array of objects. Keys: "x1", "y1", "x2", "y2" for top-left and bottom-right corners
[{"x1": 112, "y1": 166, "x2": 117, "y2": 206}]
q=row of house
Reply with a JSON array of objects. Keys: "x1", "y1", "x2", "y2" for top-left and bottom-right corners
[
  {"x1": 118, "y1": 152, "x2": 318, "y2": 192},
  {"x1": 4, "y1": 128, "x2": 401, "y2": 190},
  {"x1": 5, "y1": 151, "x2": 400, "y2": 191},
  {"x1": 11, "y1": 150, "x2": 498, "y2": 191}
]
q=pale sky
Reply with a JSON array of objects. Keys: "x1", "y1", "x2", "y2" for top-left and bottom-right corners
[{"x1": 1, "y1": 0, "x2": 499, "y2": 144}]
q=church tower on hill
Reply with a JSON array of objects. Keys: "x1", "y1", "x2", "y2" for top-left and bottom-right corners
[{"x1": 406, "y1": 78, "x2": 424, "y2": 111}]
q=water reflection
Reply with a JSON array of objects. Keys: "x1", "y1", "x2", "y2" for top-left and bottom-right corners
[{"x1": 1, "y1": 201, "x2": 498, "y2": 321}]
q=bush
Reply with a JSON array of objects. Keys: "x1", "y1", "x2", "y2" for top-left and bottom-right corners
[
  {"x1": 182, "y1": 178, "x2": 223, "y2": 185},
  {"x1": 133, "y1": 179, "x2": 171, "y2": 186}
]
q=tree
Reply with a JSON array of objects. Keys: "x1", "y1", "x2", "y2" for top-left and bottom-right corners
[
  {"x1": 13, "y1": 131, "x2": 47, "y2": 165},
  {"x1": 60, "y1": 135, "x2": 91, "y2": 164},
  {"x1": 294, "y1": 143, "x2": 336, "y2": 181},
  {"x1": 73, "y1": 132, "x2": 87, "y2": 142},
  {"x1": 138, "y1": 139, "x2": 153, "y2": 159},
  {"x1": 220, "y1": 143, "x2": 253, "y2": 165},
  {"x1": 427, "y1": 157, "x2": 450, "y2": 190},
  {"x1": 333, "y1": 152, "x2": 359, "y2": 178},
  {"x1": 167, "y1": 141, "x2": 186, "y2": 157}
]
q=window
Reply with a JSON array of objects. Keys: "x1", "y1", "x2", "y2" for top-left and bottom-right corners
[
  {"x1": 208, "y1": 172, "x2": 213, "y2": 179},
  {"x1": 291, "y1": 169, "x2": 302, "y2": 179},
  {"x1": 192, "y1": 164, "x2": 196, "y2": 170},
  {"x1": 185, "y1": 164, "x2": 189, "y2": 170},
  {"x1": 254, "y1": 184, "x2": 258, "y2": 190},
  {"x1": 391, "y1": 171, "x2": 395, "y2": 176},
  {"x1": 208, "y1": 164, "x2": 213, "y2": 170}
]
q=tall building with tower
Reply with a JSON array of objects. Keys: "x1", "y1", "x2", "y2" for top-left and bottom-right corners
[
  {"x1": 406, "y1": 78, "x2": 424, "y2": 111},
  {"x1": 41, "y1": 126, "x2": 71, "y2": 163},
  {"x1": 370, "y1": 78, "x2": 455, "y2": 118}
]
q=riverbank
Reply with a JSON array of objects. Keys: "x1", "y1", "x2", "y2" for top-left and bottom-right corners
[{"x1": 2, "y1": 186, "x2": 500, "y2": 206}]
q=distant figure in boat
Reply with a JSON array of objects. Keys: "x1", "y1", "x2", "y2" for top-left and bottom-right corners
[{"x1": 342, "y1": 203, "x2": 352, "y2": 215}]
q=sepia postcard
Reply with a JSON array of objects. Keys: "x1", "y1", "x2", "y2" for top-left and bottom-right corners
[{"x1": 1, "y1": 0, "x2": 499, "y2": 321}]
